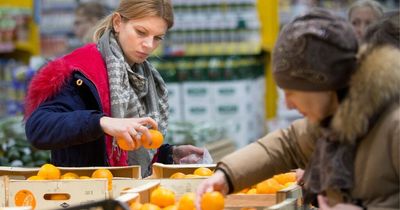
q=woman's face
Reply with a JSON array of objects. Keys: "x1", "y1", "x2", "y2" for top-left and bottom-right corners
[
  {"x1": 283, "y1": 89, "x2": 338, "y2": 123},
  {"x1": 350, "y1": 6, "x2": 380, "y2": 41},
  {"x1": 113, "y1": 14, "x2": 167, "y2": 65}
]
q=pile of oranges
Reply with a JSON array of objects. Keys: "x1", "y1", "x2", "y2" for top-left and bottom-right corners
[
  {"x1": 237, "y1": 172, "x2": 296, "y2": 195},
  {"x1": 169, "y1": 167, "x2": 214, "y2": 179},
  {"x1": 128, "y1": 186, "x2": 224, "y2": 210},
  {"x1": 26, "y1": 164, "x2": 114, "y2": 195}
]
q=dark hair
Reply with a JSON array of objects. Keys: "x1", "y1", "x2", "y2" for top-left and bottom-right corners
[{"x1": 363, "y1": 10, "x2": 400, "y2": 48}]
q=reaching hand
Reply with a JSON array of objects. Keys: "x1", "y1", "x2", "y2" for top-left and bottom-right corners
[
  {"x1": 318, "y1": 195, "x2": 363, "y2": 210},
  {"x1": 172, "y1": 145, "x2": 204, "y2": 164},
  {"x1": 100, "y1": 116, "x2": 158, "y2": 150},
  {"x1": 195, "y1": 170, "x2": 229, "y2": 210}
]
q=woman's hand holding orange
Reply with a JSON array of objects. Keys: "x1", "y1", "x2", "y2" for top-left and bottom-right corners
[{"x1": 100, "y1": 116, "x2": 158, "y2": 150}]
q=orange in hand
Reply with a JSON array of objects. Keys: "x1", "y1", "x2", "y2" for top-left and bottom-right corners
[
  {"x1": 141, "y1": 129, "x2": 163, "y2": 149},
  {"x1": 116, "y1": 137, "x2": 134, "y2": 151},
  {"x1": 201, "y1": 191, "x2": 224, "y2": 210}
]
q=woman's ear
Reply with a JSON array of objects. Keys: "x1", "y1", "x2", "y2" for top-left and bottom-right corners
[{"x1": 112, "y1": 13, "x2": 122, "y2": 33}]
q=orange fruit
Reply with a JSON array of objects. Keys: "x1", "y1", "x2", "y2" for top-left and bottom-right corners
[
  {"x1": 256, "y1": 178, "x2": 284, "y2": 194},
  {"x1": 91, "y1": 168, "x2": 113, "y2": 190},
  {"x1": 14, "y1": 190, "x2": 36, "y2": 208},
  {"x1": 27, "y1": 175, "x2": 44, "y2": 180},
  {"x1": 200, "y1": 191, "x2": 224, "y2": 210},
  {"x1": 246, "y1": 188, "x2": 257, "y2": 194},
  {"x1": 184, "y1": 174, "x2": 202, "y2": 179},
  {"x1": 193, "y1": 167, "x2": 213, "y2": 176},
  {"x1": 163, "y1": 205, "x2": 177, "y2": 210},
  {"x1": 49, "y1": 194, "x2": 69, "y2": 200},
  {"x1": 129, "y1": 201, "x2": 143, "y2": 210},
  {"x1": 273, "y1": 172, "x2": 296, "y2": 185},
  {"x1": 177, "y1": 192, "x2": 195, "y2": 210},
  {"x1": 37, "y1": 163, "x2": 60, "y2": 180},
  {"x1": 79, "y1": 176, "x2": 91, "y2": 179},
  {"x1": 150, "y1": 187, "x2": 175, "y2": 208},
  {"x1": 61, "y1": 172, "x2": 79, "y2": 179},
  {"x1": 117, "y1": 137, "x2": 134, "y2": 151},
  {"x1": 141, "y1": 203, "x2": 161, "y2": 210},
  {"x1": 238, "y1": 188, "x2": 249, "y2": 193},
  {"x1": 169, "y1": 172, "x2": 186, "y2": 179},
  {"x1": 141, "y1": 129, "x2": 163, "y2": 149}
]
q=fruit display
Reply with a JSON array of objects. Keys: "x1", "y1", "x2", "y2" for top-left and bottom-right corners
[
  {"x1": 26, "y1": 163, "x2": 115, "y2": 192},
  {"x1": 169, "y1": 167, "x2": 214, "y2": 179},
  {"x1": 127, "y1": 186, "x2": 224, "y2": 210},
  {"x1": 237, "y1": 172, "x2": 296, "y2": 195},
  {"x1": 0, "y1": 116, "x2": 50, "y2": 167}
]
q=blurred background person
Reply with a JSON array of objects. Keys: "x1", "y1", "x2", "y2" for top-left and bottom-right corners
[
  {"x1": 348, "y1": 0, "x2": 384, "y2": 42},
  {"x1": 73, "y1": 2, "x2": 108, "y2": 44}
]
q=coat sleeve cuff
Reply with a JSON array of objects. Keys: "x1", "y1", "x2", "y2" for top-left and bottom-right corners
[{"x1": 152, "y1": 144, "x2": 174, "y2": 164}]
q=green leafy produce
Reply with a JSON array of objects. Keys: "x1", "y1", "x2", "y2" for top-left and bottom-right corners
[{"x1": 0, "y1": 116, "x2": 50, "y2": 166}]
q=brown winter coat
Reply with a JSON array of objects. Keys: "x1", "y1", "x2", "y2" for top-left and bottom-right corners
[{"x1": 218, "y1": 46, "x2": 400, "y2": 210}]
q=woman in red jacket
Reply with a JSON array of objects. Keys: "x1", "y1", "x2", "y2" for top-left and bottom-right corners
[{"x1": 24, "y1": 0, "x2": 204, "y2": 177}]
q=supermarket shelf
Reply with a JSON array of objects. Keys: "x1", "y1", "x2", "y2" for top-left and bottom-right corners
[
  {"x1": 164, "y1": 42, "x2": 262, "y2": 56},
  {"x1": 172, "y1": 0, "x2": 256, "y2": 7}
]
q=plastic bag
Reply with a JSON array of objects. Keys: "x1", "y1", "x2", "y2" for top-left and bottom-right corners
[{"x1": 179, "y1": 147, "x2": 213, "y2": 164}]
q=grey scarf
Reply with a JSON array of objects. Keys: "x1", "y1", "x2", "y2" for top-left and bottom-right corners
[{"x1": 97, "y1": 30, "x2": 169, "y2": 176}]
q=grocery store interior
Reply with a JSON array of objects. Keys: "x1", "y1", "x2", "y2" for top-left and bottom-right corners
[{"x1": 0, "y1": 0, "x2": 398, "y2": 167}]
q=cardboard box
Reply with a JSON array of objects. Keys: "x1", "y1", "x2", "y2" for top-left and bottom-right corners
[
  {"x1": 0, "y1": 166, "x2": 141, "y2": 180},
  {"x1": 151, "y1": 163, "x2": 216, "y2": 178},
  {"x1": 6, "y1": 179, "x2": 108, "y2": 210}
]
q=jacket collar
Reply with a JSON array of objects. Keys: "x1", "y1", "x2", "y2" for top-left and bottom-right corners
[
  {"x1": 331, "y1": 45, "x2": 400, "y2": 143},
  {"x1": 24, "y1": 44, "x2": 110, "y2": 119}
]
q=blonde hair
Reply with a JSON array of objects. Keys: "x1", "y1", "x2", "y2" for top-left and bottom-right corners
[
  {"x1": 348, "y1": 0, "x2": 384, "y2": 19},
  {"x1": 93, "y1": 0, "x2": 174, "y2": 42}
]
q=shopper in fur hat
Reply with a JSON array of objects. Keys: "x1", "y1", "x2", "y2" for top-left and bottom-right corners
[{"x1": 197, "y1": 8, "x2": 399, "y2": 210}]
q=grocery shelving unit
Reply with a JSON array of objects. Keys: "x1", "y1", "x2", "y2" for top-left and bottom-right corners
[{"x1": 0, "y1": 0, "x2": 40, "y2": 118}]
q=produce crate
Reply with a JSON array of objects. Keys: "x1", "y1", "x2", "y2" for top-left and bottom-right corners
[
  {"x1": 150, "y1": 163, "x2": 216, "y2": 178},
  {"x1": 0, "y1": 165, "x2": 141, "y2": 180}
]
